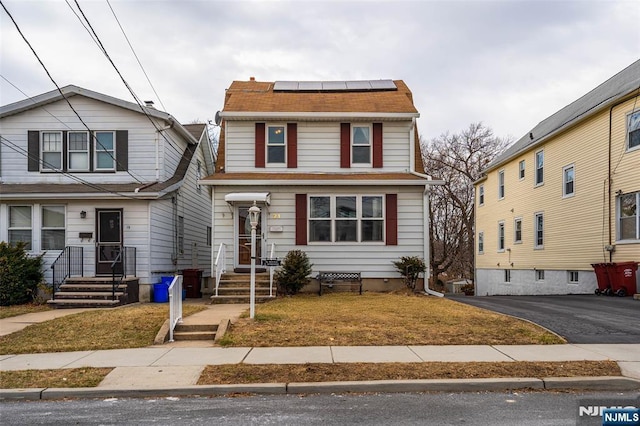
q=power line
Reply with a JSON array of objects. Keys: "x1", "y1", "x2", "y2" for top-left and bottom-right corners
[
  {"x1": 1, "y1": 136, "x2": 141, "y2": 199},
  {"x1": 106, "y1": 0, "x2": 166, "y2": 111},
  {"x1": 0, "y1": 0, "x2": 145, "y2": 184},
  {"x1": 70, "y1": 0, "x2": 184, "y2": 158}
]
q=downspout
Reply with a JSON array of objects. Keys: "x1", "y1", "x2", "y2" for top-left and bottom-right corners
[
  {"x1": 409, "y1": 117, "x2": 444, "y2": 297},
  {"x1": 210, "y1": 186, "x2": 216, "y2": 290},
  {"x1": 606, "y1": 91, "x2": 639, "y2": 262}
]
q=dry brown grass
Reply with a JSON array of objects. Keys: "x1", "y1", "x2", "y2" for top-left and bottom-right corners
[
  {"x1": 0, "y1": 368, "x2": 112, "y2": 388},
  {"x1": 0, "y1": 304, "x2": 52, "y2": 320},
  {"x1": 219, "y1": 293, "x2": 563, "y2": 346},
  {"x1": 198, "y1": 361, "x2": 620, "y2": 384},
  {"x1": 0, "y1": 304, "x2": 206, "y2": 355}
]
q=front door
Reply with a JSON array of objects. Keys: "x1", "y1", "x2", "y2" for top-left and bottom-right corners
[
  {"x1": 237, "y1": 206, "x2": 262, "y2": 267},
  {"x1": 96, "y1": 209, "x2": 123, "y2": 275}
]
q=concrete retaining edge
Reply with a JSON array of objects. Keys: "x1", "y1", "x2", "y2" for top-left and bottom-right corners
[{"x1": 2, "y1": 376, "x2": 638, "y2": 400}]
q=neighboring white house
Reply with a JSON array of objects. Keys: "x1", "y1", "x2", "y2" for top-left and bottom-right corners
[
  {"x1": 200, "y1": 79, "x2": 442, "y2": 293},
  {"x1": 0, "y1": 85, "x2": 214, "y2": 302}
]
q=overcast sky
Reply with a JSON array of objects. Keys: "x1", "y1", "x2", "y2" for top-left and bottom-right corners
[{"x1": 1, "y1": 0, "x2": 638, "y2": 143}]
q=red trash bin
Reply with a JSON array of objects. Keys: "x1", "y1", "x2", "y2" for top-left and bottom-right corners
[
  {"x1": 606, "y1": 262, "x2": 639, "y2": 297},
  {"x1": 591, "y1": 263, "x2": 613, "y2": 295},
  {"x1": 182, "y1": 269, "x2": 203, "y2": 298}
]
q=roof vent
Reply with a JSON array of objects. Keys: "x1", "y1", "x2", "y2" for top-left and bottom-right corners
[{"x1": 145, "y1": 100, "x2": 155, "y2": 108}]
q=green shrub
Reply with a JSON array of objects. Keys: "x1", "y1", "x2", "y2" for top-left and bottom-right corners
[
  {"x1": 392, "y1": 256, "x2": 426, "y2": 290},
  {"x1": 275, "y1": 250, "x2": 313, "y2": 295},
  {"x1": 0, "y1": 241, "x2": 45, "y2": 306}
]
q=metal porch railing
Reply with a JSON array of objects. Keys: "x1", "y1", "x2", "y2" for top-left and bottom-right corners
[
  {"x1": 214, "y1": 243, "x2": 226, "y2": 297},
  {"x1": 51, "y1": 246, "x2": 83, "y2": 299}
]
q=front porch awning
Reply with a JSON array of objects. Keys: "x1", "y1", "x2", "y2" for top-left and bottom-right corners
[{"x1": 224, "y1": 192, "x2": 271, "y2": 205}]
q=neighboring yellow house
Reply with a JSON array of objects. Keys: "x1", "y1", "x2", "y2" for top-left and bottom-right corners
[{"x1": 474, "y1": 60, "x2": 640, "y2": 296}]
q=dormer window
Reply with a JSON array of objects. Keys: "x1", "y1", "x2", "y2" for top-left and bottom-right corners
[
  {"x1": 352, "y1": 125, "x2": 371, "y2": 165},
  {"x1": 267, "y1": 125, "x2": 286, "y2": 164}
]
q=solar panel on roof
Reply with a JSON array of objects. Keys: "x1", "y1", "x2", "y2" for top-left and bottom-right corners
[
  {"x1": 369, "y1": 80, "x2": 397, "y2": 90},
  {"x1": 322, "y1": 81, "x2": 348, "y2": 90},
  {"x1": 273, "y1": 81, "x2": 298, "y2": 91},
  {"x1": 298, "y1": 81, "x2": 323, "y2": 90},
  {"x1": 273, "y1": 79, "x2": 397, "y2": 92}
]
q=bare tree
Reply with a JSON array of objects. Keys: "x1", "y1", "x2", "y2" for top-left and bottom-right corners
[{"x1": 422, "y1": 123, "x2": 511, "y2": 285}]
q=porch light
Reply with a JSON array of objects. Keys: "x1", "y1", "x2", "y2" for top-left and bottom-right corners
[
  {"x1": 80, "y1": 210, "x2": 87, "y2": 219},
  {"x1": 248, "y1": 201, "x2": 261, "y2": 319}
]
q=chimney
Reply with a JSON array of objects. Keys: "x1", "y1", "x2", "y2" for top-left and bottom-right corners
[
  {"x1": 249, "y1": 77, "x2": 255, "y2": 82},
  {"x1": 145, "y1": 100, "x2": 155, "y2": 108}
]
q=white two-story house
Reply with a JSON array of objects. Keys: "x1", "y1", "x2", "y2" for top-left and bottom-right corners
[
  {"x1": 0, "y1": 85, "x2": 214, "y2": 304},
  {"x1": 201, "y1": 79, "x2": 442, "y2": 294}
]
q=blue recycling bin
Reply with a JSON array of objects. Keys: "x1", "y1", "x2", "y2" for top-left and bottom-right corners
[{"x1": 153, "y1": 276, "x2": 173, "y2": 303}]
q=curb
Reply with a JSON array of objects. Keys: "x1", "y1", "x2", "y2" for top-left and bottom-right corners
[{"x1": 1, "y1": 376, "x2": 638, "y2": 401}]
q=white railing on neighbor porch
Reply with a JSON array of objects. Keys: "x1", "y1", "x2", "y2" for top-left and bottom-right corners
[
  {"x1": 214, "y1": 243, "x2": 226, "y2": 297},
  {"x1": 269, "y1": 243, "x2": 276, "y2": 297},
  {"x1": 168, "y1": 275, "x2": 183, "y2": 342}
]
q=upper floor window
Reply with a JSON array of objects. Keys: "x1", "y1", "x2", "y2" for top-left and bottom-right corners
[
  {"x1": 518, "y1": 160, "x2": 525, "y2": 180},
  {"x1": 618, "y1": 191, "x2": 639, "y2": 241},
  {"x1": 497, "y1": 221, "x2": 505, "y2": 252},
  {"x1": 498, "y1": 170, "x2": 505, "y2": 199},
  {"x1": 68, "y1": 131, "x2": 89, "y2": 171},
  {"x1": 267, "y1": 125, "x2": 286, "y2": 164},
  {"x1": 309, "y1": 195, "x2": 384, "y2": 243},
  {"x1": 534, "y1": 212, "x2": 544, "y2": 248},
  {"x1": 196, "y1": 160, "x2": 202, "y2": 192},
  {"x1": 478, "y1": 231, "x2": 484, "y2": 254},
  {"x1": 535, "y1": 150, "x2": 544, "y2": 186},
  {"x1": 628, "y1": 110, "x2": 640, "y2": 151},
  {"x1": 41, "y1": 131, "x2": 62, "y2": 170},
  {"x1": 352, "y1": 125, "x2": 371, "y2": 165},
  {"x1": 478, "y1": 185, "x2": 485, "y2": 206},
  {"x1": 514, "y1": 217, "x2": 522, "y2": 244},
  {"x1": 8, "y1": 206, "x2": 32, "y2": 250},
  {"x1": 95, "y1": 131, "x2": 115, "y2": 171},
  {"x1": 563, "y1": 164, "x2": 575, "y2": 197},
  {"x1": 41, "y1": 205, "x2": 65, "y2": 250}
]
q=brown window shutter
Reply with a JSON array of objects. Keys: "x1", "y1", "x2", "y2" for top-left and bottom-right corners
[
  {"x1": 340, "y1": 123, "x2": 350, "y2": 168},
  {"x1": 373, "y1": 123, "x2": 383, "y2": 168},
  {"x1": 386, "y1": 193, "x2": 398, "y2": 246},
  {"x1": 287, "y1": 123, "x2": 297, "y2": 168},
  {"x1": 295, "y1": 194, "x2": 307, "y2": 245},
  {"x1": 27, "y1": 131, "x2": 40, "y2": 171},
  {"x1": 255, "y1": 123, "x2": 265, "y2": 168},
  {"x1": 116, "y1": 130, "x2": 128, "y2": 171}
]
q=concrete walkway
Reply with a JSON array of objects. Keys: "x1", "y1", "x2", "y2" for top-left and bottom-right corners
[{"x1": 1, "y1": 303, "x2": 639, "y2": 399}]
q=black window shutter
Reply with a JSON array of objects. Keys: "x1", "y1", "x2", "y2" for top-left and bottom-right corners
[
  {"x1": 62, "y1": 131, "x2": 68, "y2": 171},
  {"x1": 116, "y1": 130, "x2": 128, "y2": 171},
  {"x1": 27, "y1": 131, "x2": 40, "y2": 171}
]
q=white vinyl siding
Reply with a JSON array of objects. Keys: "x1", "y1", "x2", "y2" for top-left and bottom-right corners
[{"x1": 224, "y1": 121, "x2": 412, "y2": 172}]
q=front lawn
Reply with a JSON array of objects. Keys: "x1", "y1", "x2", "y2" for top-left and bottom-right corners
[
  {"x1": 0, "y1": 304, "x2": 52, "y2": 320},
  {"x1": 0, "y1": 304, "x2": 206, "y2": 355},
  {"x1": 219, "y1": 292, "x2": 564, "y2": 346}
]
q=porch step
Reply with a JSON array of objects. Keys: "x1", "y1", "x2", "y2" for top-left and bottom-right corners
[
  {"x1": 172, "y1": 323, "x2": 218, "y2": 341},
  {"x1": 47, "y1": 299, "x2": 121, "y2": 308},
  {"x1": 211, "y1": 272, "x2": 276, "y2": 304},
  {"x1": 49, "y1": 277, "x2": 139, "y2": 308},
  {"x1": 211, "y1": 295, "x2": 276, "y2": 304}
]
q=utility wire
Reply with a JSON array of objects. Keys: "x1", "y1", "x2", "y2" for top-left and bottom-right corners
[
  {"x1": 106, "y1": 0, "x2": 166, "y2": 111},
  {"x1": 1, "y1": 136, "x2": 141, "y2": 199},
  {"x1": 0, "y1": 0, "x2": 145, "y2": 184},
  {"x1": 71, "y1": 0, "x2": 184, "y2": 158}
]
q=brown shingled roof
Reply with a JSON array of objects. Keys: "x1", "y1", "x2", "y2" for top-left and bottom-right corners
[
  {"x1": 223, "y1": 80, "x2": 418, "y2": 114},
  {"x1": 182, "y1": 123, "x2": 206, "y2": 141}
]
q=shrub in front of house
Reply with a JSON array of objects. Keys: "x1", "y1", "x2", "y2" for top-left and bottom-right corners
[
  {"x1": 392, "y1": 256, "x2": 426, "y2": 291},
  {"x1": 275, "y1": 250, "x2": 313, "y2": 295},
  {"x1": 0, "y1": 241, "x2": 45, "y2": 306}
]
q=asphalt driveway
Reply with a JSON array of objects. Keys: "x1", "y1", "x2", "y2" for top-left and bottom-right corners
[{"x1": 449, "y1": 294, "x2": 640, "y2": 344}]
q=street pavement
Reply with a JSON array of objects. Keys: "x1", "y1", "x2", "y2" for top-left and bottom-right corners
[{"x1": 1, "y1": 301, "x2": 639, "y2": 400}]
